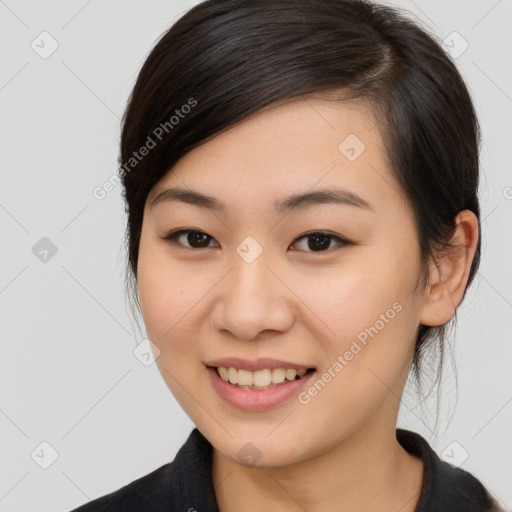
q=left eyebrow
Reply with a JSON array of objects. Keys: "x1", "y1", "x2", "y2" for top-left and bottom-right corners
[
  {"x1": 274, "y1": 188, "x2": 373, "y2": 214},
  {"x1": 150, "y1": 187, "x2": 373, "y2": 213}
]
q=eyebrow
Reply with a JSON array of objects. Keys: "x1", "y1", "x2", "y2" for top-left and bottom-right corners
[{"x1": 151, "y1": 187, "x2": 373, "y2": 214}]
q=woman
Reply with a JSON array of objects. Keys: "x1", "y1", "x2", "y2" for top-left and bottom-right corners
[{"x1": 70, "y1": 0, "x2": 503, "y2": 510}]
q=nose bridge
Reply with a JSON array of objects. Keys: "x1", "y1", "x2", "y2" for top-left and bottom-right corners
[
  {"x1": 212, "y1": 236, "x2": 293, "y2": 338},
  {"x1": 229, "y1": 238, "x2": 275, "y2": 306}
]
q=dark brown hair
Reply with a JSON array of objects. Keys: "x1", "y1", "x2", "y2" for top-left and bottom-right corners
[{"x1": 119, "y1": 0, "x2": 481, "y2": 407}]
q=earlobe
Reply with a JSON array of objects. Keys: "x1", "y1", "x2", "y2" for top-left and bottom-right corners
[{"x1": 419, "y1": 210, "x2": 479, "y2": 327}]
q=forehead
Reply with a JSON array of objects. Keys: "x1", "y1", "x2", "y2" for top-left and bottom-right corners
[{"x1": 148, "y1": 96, "x2": 405, "y2": 214}]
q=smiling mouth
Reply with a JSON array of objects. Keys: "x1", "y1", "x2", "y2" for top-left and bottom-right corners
[{"x1": 214, "y1": 366, "x2": 316, "y2": 390}]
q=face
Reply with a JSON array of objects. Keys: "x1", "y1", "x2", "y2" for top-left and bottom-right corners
[{"x1": 137, "y1": 95, "x2": 428, "y2": 467}]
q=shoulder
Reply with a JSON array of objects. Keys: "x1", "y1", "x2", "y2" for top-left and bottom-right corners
[
  {"x1": 396, "y1": 428, "x2": 502, "y2": 512},
  {"x1": 68, "y1": 428, "x2": 219, "y2": 512},
  {"x1": 68, "y1": 462, "x2": 173, "y2": 511}
]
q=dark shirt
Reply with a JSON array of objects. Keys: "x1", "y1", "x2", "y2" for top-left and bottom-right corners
[{"x1": 69, "y1": 428, "x2": 502, "y2": 511}]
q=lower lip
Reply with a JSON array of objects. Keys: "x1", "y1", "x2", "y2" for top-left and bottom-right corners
[{"x1": 206, "y1": 366, "x2": 316, "y2": 412}]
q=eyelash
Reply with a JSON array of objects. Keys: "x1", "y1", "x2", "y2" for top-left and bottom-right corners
[{"x1": 161, "y1": 229, "x2": 350, "y2": 253}]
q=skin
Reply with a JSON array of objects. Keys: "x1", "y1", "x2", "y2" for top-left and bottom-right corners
[{"x1": 137, "y1": 94, "x2": 479, "y2": 512}]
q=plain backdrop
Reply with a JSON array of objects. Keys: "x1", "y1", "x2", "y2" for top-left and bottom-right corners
[{"x1": 0, "y1": 1, "x2": 511, "y2": 510}]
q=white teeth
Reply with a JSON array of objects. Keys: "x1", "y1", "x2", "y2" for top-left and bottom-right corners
[
  {"x1": 216, "y1": 366, "x2": 310, "y2": 388},
  {"x1": 218, "y1": 367, "x2": 229, "y2": 381},
  {"x1": 237, "y1": 369, "x2": 253, "y2": 386},
  {"x1": 227, "y1": 367, "x2": 238, "y2": 384},
  {"x1": 253, "y1": 369, "x2": 272, "y2": 387},
  {"x1": 271, "y1": 368, "x2": 286, "y2": 384},
  {"x1": 285, "y1": 369, "x2": 297, "y2": 380}
]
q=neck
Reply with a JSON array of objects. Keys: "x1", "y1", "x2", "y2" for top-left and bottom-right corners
[{"x1": 212, "y1": 413, "x2": 423, "y2": 512}]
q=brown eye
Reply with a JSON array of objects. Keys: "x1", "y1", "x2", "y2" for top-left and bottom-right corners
[
  {"x1": 292, "y1": 232, "x2": 347, "y2": 252},
  {"x1": 162, "y1": 230, "x2": 219, "y2": 249}
]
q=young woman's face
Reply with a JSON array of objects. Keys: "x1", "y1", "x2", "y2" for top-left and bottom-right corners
[{"x1": 137, "y1": 96, "x2": 429, "y2": 466}]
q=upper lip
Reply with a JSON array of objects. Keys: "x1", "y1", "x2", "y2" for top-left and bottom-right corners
[{"x1": 205, "y1": 357, "x2": 315, "y2": 372}]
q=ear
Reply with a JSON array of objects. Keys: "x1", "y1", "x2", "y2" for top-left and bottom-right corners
[{"x1": 420, "y1": 210, "x2": 479, "y2": 327}]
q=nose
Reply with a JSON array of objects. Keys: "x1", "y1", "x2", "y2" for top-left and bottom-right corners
[{"x1": 210, "y1": 248, "x2": 295, "y2": 340}]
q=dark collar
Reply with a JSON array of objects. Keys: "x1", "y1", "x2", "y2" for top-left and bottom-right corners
[
  {"x1": 165, "y1": 427, "x2": 498, "y2": 511},
  {"x1": 396, "y1": 428, "x2": 499, "y2": 511},
  {"x1": 75, "y1": 427, "x2": 499, "y2": 511}
]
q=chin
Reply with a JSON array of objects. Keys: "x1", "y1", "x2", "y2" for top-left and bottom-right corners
[{"x1": 204, "y1": 422, "x2": 311, "y2": 467}]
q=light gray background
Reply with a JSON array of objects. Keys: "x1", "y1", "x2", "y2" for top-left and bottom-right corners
[{"x1": 0, "y1": 1, "x2": 511, "y2": 511}]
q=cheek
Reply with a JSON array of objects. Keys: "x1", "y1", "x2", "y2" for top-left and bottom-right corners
[
  {"x1": 137, "y1": 241, "x2": 201, "y2": 351},
  {"x1": 291, "y1": 254, "x2": 419, "y2": 439},
  {"x1": 137, "y1": 242, "x2": 212, "y2": 419},
  {"x1": 291, "y1": 244, "x2": 422, "y2": 385},
  {"x1": 290, "y1": 251, "x2": 413, "y2": 339}
]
